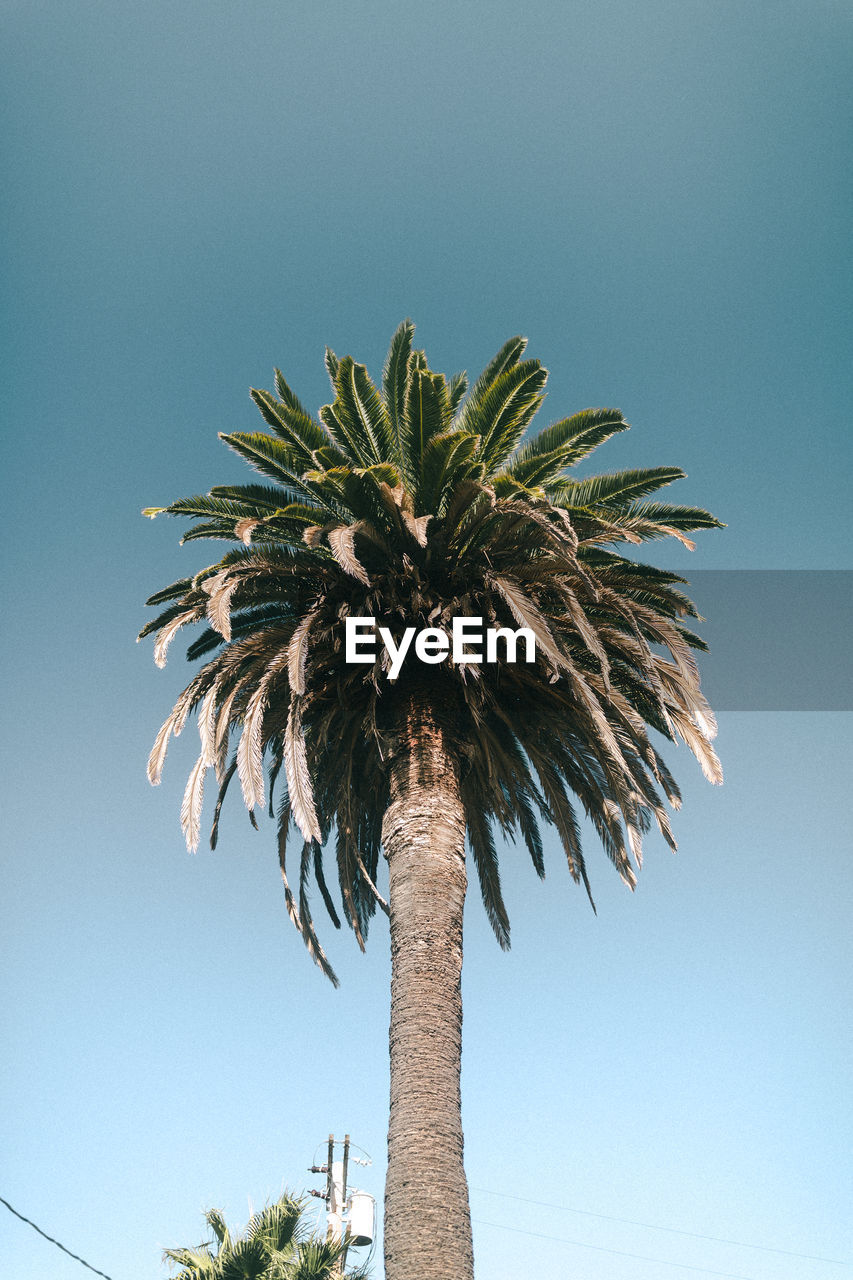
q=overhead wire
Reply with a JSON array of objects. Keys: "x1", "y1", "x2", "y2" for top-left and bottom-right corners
[
  {"x1": 471, "y1": 1185, "x2": 848, "y2": 1266},
  {"x1": 0, "y1": 1196, "x2": 114, "y2": 1279},
  {"x1": 472, "y1": 1217, "x2": 759, "y2": 1280},
  {"x1": 4, "y1": 1177, "x2": 842, "y2": 1279}
]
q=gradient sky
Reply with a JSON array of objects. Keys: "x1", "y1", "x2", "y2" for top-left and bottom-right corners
[{"x1": 2, "y1": 3, "x2": 851, "y2": 1279}]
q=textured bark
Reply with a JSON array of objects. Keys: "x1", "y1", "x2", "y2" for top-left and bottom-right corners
[{"x1": 382, "y1": 691, "x2": 474, "y2": 1280}]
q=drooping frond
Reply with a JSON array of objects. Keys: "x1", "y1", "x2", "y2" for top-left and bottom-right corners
[
  {"x1": 153, "y1": 608, "x2": 202, "y2": 668},
  {"x1": 287, "y1": 610, "x2": 317, "y2": 697},
  {"x1": 327, "y1": 524, "x2": 371, "y2": 584},
  {"x1": 490, "y1": 574, "x2": 567, "y2": 675},
  {"x1": 181, "y1": 753, "x2": 208, "y2": 852},
  {"x1": 464, "y1": 799, "x2": 511, "y2": 949},
  {"x1": 278, "y1": 801, "x2": 339, "y2": 985},
  {"x1": 285, "y1": 700, "x2": 322, "y2": 844}
]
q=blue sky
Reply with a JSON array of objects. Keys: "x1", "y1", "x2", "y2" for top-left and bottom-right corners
[{"x1": 2, "y1": 3, "x2": 851, "y2": 1279}]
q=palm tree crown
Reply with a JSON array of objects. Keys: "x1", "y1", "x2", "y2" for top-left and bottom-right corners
[
  {"x1": 141, "y1": 321, "x2": 723, "y2": 984},
  {"x1": 163, "y1": 1194, "x2": 370, "y2": 1280}
]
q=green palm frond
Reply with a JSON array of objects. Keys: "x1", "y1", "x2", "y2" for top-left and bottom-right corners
[
  {"x1": 416, "y1": 430, "x2": 480, "y2": 516},
  {"x1": 549, "y1": 466, "x2": 686, "y2": 508},
  {"x1": 210, "y1": 484, "x2": 313, "y2": 511},
  {"x1": 446, "y1": 369, "x2": 468, "y2": 413},
  {"x1": 461, "y1": 359, "x2": 548, "y2": 474},
  {"x1": 144, "y1": 576, "x2": 195, "y2": 607},
  {"x1": 164, "y1": 1194, "x2": 362, "y2": 1280},
  {"x1": 245, "y1": 1197, "x2": 304, "y2": 1252},
  {"x1": 218, "y1": 432, "x2": 334, "y2": 509},
  {"x1": 249, "y1": 388, "x2": 326, "y2": 464},
  {"x1": 619, "y1": 499, "x2": 725, "y2": 531},
  {"x1": 382, "y1": 318, "x2": 415, "y2": 454},
  {"x1": 273, "y1": 368, "x2": 312, "y2": 419},
  {"x1": 401, "y1": 361, "x2": 451, "y2": 482},
  {"x1": 205, "y1": 1208, "x2": 231, "y2": 1247},
  {"x1": 323, "y1": 346, "x2": 339, "y2": 387},
  {"x1": 217, "y1": 1236, "x2": 268, "y2": 1279},
  {"x1": 456, "y1": 336, "x2": 527, "y2": 433},
  {"x1": 154, "y1": 494, "x2": 267, "y2": 521},
  {"x1": 320, "y1": 356, "x2": 386, "y2": 467},
  {"x1": 162, "y1": 1244, "x2": 218, "y2": 1278},
  {"x1": 279, "y1": 1239, "x2": 343, "y2": 1280},
  {"x1": 502, "y1": 408, "x2": 629, "y2": 486}
]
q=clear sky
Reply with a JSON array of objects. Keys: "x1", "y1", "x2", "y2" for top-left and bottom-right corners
[{"x1": 2, "y1": 3, "x2": 851, "y2": 1279}]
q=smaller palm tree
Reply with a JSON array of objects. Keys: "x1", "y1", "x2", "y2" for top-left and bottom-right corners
[{"x1": 163, "y1": 1195, "x2": 370, "y2": 1280}]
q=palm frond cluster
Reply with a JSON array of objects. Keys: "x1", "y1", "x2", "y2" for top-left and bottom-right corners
[
  {"x1": 163, "y1": 1195, "x2": 369, "y2": 1280},
  {"x1": 141, "y1": 322, "x2": 723, "y2": 982}
]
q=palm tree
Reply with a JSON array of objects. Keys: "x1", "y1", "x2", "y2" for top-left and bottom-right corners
[
  {"x1": 163, "y1": 1195, "x2": 370, "y2": 1279},
  {"x1": 141, "y1": 321, "x2": 723, "y2": 1280}
]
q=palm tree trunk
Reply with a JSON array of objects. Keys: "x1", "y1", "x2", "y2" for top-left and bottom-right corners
[{"x1": 381, "y1": 690, "x2": 474, "y2": 1280}]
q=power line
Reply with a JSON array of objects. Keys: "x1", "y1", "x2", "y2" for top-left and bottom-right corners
[
  {"x1": 471, "y1": 1185, "x2": 848, "y2": 1266},
  {"x1": 472, "y1": 1217, "x2": 758, "y2": 1280},
  {"x1": 0, "y1": 1196, "x2": 114, "y2": 1280}
]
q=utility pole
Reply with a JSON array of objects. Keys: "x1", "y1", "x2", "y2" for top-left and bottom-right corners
[
  {"x1": 339, "y1": 1134, "x2": 350, "y2": 1276},
  {"x1": 308, "y1": 1133, "x2": 373, "y2": 1277},
  {"x1": 307, "y1": 1133, "x2": 336, "y2": 1239},
  {"x1": 309, "y1": 1133, "x2": 346, "y2": 1274},
  {"x1": 326, "y1": 1134, "x2": 335, "y2": 1241}
]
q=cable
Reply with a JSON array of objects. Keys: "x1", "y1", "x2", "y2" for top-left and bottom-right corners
[
  {"x1": 0, "y1": 1196, "x2": 114, "y2": 1280},
  {"x1": 472, "y1": 1217, "x2": 758, "y2": 1280},
  {"x1": 345, "y1": 1142, "x2": 373, "y2": 1166},
  {"x1": 311, "y1": 1139, "x2": 373, "y2": 1168},
  {"x1": 471, "y1": 1185, "x2": 848, "y2": 1266}
]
